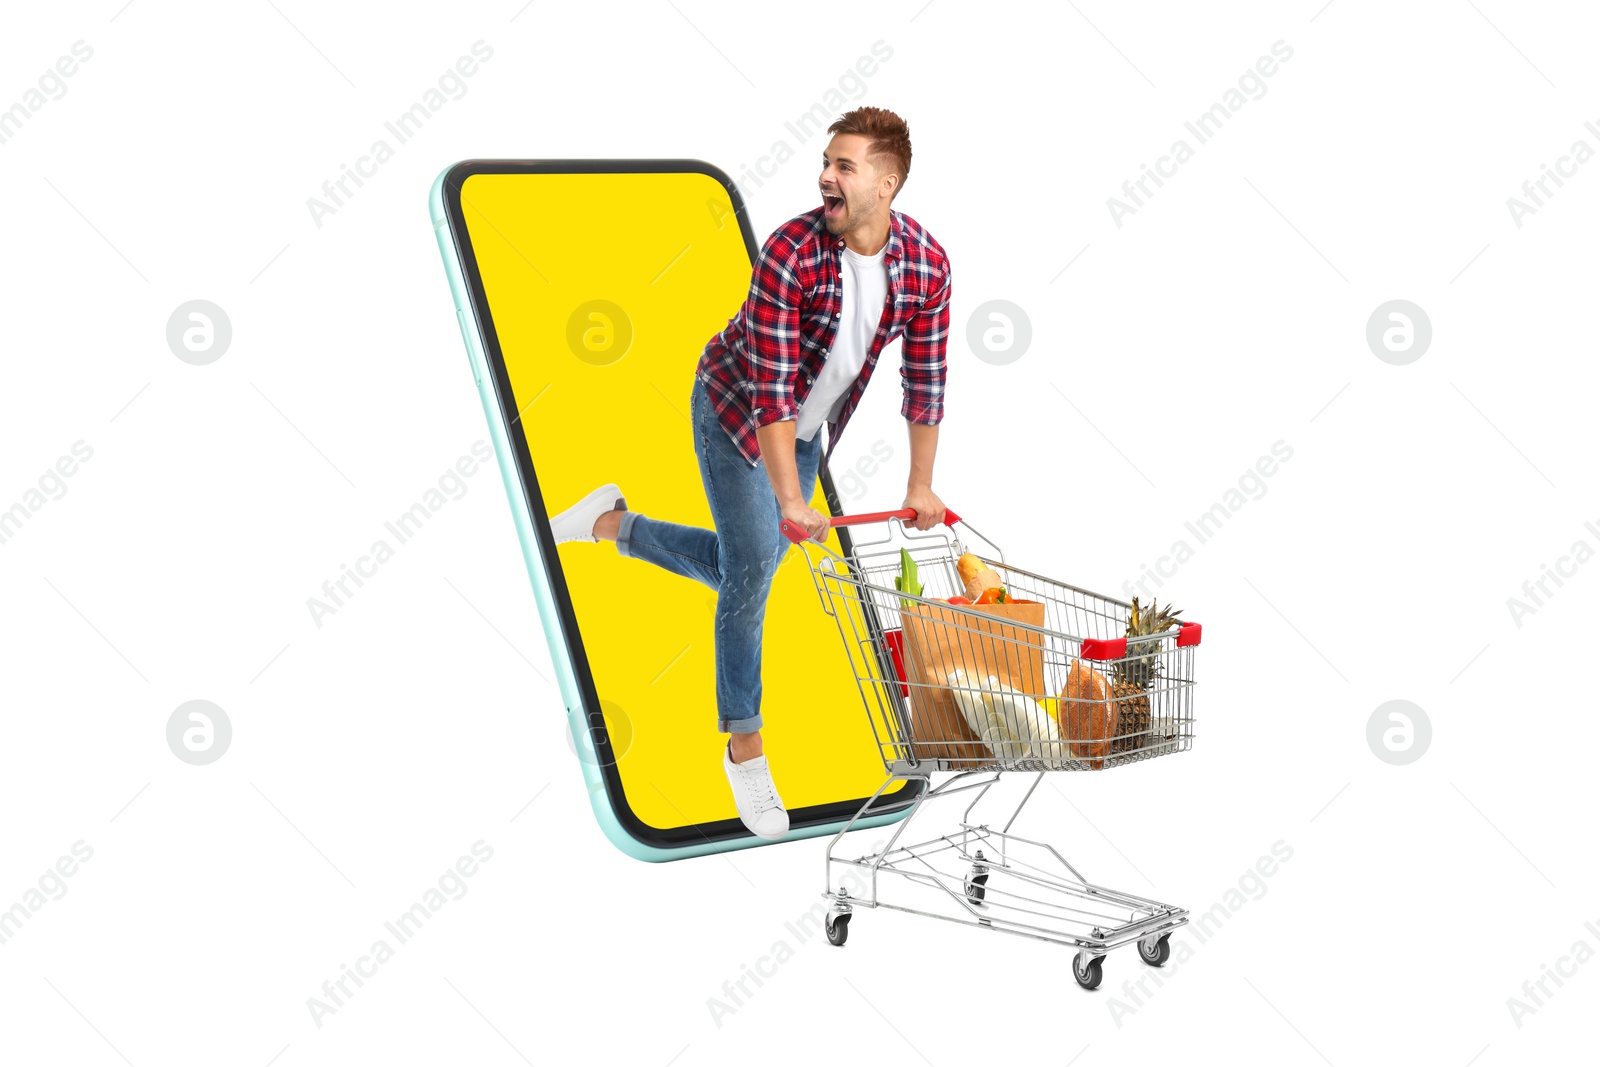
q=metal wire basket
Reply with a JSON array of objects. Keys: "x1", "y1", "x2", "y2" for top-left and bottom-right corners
[{"x1": 788, "y1": 506, "x2": 1201, "y2": 775}]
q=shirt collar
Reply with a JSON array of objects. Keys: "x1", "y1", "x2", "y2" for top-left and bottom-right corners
[{"x1": 829, "y1": 210, "x2": 903, "y2": 264}]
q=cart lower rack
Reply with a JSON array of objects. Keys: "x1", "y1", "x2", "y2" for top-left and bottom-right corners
[{"x1": 781, "y1": 505, "x2": 1202, "y2": 988}]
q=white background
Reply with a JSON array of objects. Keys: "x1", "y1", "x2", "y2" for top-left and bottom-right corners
[{"x1": 3, "y1": 1, "x2": 1597, "y2": 1063}]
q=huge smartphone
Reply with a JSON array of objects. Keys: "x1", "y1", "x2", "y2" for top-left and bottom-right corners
[{"x1": 429, "y1": 159, "x2": 920, "y2": 860}]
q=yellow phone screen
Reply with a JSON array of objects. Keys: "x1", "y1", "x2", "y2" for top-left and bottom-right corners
[{"x1": 455, "y1": 166, "x2": 905, "y2": 836}]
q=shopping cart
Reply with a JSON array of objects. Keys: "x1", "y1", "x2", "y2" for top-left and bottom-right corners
[{"x1": 780, "y1": 505, "x2": 1201, "y2": 989}]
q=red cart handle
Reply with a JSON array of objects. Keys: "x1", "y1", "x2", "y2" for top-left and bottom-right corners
[
  {"x1": 1080, "y1": 622, "x2": 1203, "y2": 659},
  {"x1": 781, "y1": 506, "x2": 962, "y2": 544}
]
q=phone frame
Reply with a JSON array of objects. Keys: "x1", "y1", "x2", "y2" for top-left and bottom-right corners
[{"x1": 430, "y1": 159, "x2": 923, "y2": 861}]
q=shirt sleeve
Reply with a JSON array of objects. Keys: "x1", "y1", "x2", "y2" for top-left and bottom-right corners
[
  {"x1": 744, "y1": 230, "x2": 805, "y2": 428},
  {"x1": 899, "y1": 261, "x2": 951, "y2": 425}
]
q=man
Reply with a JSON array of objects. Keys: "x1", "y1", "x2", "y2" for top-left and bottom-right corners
[{"x1": 549, "y1": 106, "x2": 950, "y2": 840}]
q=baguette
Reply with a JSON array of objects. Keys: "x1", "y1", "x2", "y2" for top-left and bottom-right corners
[{"x1": 956, "y1": 552, "x2": 1005, "y2": 601}]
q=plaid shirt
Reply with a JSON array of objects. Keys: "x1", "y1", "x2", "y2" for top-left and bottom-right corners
[{"x1": 695, "y1": 206, "x2": 951, "y2": 470}]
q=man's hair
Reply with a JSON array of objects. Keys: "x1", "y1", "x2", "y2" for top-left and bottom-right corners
[{"x1": 827, "y1": 106, "x2": 911, "y2": 199}]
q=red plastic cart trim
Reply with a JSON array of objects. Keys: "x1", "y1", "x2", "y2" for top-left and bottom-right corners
[
  {"x1": 1080, "y1": 637, "x2": 1127, "y2": 660},
  {"x1": 882, "y1": 628, "x2": 910, "y2": 697},
  {"x1": 1177, "y1": 622, "x2": 1202, "y2": 647},
  {"x1": 781, "y1": 506, "x2": 962, "y2": 544}
]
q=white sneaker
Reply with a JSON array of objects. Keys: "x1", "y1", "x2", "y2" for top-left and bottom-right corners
[
  {"x1": 549, "y1": 483, "x2": 626, "y2": 544},
  {"x1": 723, "y1": 745, "x2": 789, "y2": 840}
]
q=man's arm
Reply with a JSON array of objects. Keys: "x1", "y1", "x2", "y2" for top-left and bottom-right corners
[
  {"x1": 907, "y1": 422, "x2": 938, "y2": 491},
  {"x1": 898, "y1": 263, "x2": 950, "y2": 427},
  {"x1": 759, "y1": 410, "x2": 828, "y2": 543},
  {"x1": 899, "y1": 263, "x2": 951, "y2": 530},
  {"x1": 745, "y1": 232, "x2": 805, "y2": 446},
  {"x1": 903, "y1": 423, "x2": 945, "y2": 530},
  {"x1": 743, "y1": 229, "x2": 828, "y2": 538},
  {"x1": 757, "y1": 420, "x2": 806, "y2": 507}
]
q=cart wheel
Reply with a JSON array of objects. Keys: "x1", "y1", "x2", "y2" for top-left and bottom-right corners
[
  {"x1": 1073, "y1": 954, "x2": 1105, "y2": 990},
  {"x1": 825, "y1": 913, "x2": 850, "y2": 947},
  {"x1": 1139, "y1": 933, "x2": 1171, "y2": 967},
  {"x1": 964, "y1": 871, "x2": 989, "y2": 905}
]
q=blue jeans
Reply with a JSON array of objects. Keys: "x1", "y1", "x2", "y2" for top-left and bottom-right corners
[{"x1": 616, "y1": 375, "x2": 823, "y2": 734}]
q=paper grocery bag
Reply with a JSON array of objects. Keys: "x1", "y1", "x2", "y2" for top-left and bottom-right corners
[{"x1": 896, "y1": 598, "x2": 1048, "y2": 765}]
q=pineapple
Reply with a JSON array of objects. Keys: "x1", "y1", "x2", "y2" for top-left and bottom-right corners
[
  {"x1": 1108, "y1": 681, "x2": 1148, "y2": 755},
  {"x1": 1110, "y1": 597, "x2": 1182, "y2": 754}
]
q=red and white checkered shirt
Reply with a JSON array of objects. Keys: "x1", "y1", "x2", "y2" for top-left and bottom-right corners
[{"x1": 695, "y1": 206, "x2": 952, "y2": 470}]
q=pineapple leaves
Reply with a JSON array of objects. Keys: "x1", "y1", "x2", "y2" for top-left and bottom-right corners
[{"x1": 1117, "y1": 596, "x2": 1184, "y2": 691}]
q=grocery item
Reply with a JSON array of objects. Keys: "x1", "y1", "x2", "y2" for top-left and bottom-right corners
[
  {"x1": 957, "y1": 551, "x2": 1004, "y2": 601},
  {"x1": 1061, "y1": 662, "x2": 1117, "y2": 769},
  {"x1": 898, "y1": 651, "x2": 990, "y2": 769},
  {"x1": 898, "y1": 597, "x2": 1047, "y2": 766},
  {"x1": 943, "y1": 670, "x2": 1064, "y2": 765},
  {"x1": 900, "y1": 598, "x2": 1046, "y2": 702},
  {"x1": 1111, "y1": 597, "x2": 1183, "y2": 755},
  {"x1": 955, "y1": 551, "x2": 990, "y2": 586},
  {"x1": 980, "y1": 674, "x2": 1065, "y2": 765},
  {"x1": 964, "y1": 572, "x2": 1005, "y2": 600},
  {"x1": 894, "y1": 547, "x2": 923, "y2": 607},
  {"x1": 947, "y1": 668, "x2": 1012, "y2": 756}
]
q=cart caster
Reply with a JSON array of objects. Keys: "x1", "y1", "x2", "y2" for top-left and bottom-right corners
[
  {"x1": 965, "y1": 851, "x2": 990, "y2": 906},
  {"x1": 825, "y1": 913, "x2": 851, "y2": 947},
  {"x1": 964, "y1": 872, "x2": 989, "y2": 905},
  {"x1": 1138, "y1": 933, "x2": 1171, "y2": 967},
  {"x1": 1073, "y1": 952, "x2": 1105, "y2": 990}
]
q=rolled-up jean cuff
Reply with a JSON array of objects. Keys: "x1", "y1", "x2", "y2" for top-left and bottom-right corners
[
  {"x1": 614, "y1": 509, "x2": 641, "y2": 557},
  {"x1": 720, "y1": 714, "x2": 763, "y2": 734}
]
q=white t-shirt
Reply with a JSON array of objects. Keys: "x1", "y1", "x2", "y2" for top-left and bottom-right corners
[{"x1": 795, "y1": 243, "x2": 890, "y2": 444}]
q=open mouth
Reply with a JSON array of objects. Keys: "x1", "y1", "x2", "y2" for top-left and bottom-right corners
[{"x1": 822, "y1": 193, "x2": 845, "y2": 218}]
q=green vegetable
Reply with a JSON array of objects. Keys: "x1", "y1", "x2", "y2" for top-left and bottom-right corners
[{"x1": 893, "y1": 547, "x2": 922, "y2": 607}]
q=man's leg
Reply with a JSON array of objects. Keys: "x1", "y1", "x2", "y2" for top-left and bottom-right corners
[
  {"x1": 584, "y1": 374, "x2": 824, "y2": 763},
  {"x1": 703, "y1": 419, "x2": 806, "y2": 838},
  {"x1": 606, "y1": 510, "x2": 722, "y2": 589},
  {"x1": 705, "y1": 403, "x2": 825, "y2": 838},
  {"x1": 596, "y1": 379, "x2": 725, "y2": 590},
  {"x1": 725, "y1": 429, "x2": 824, "y2": 762},
  {"x1": 583, "y1": 373, "x2": 793, "y2": 743},
  {"x1": 701, "y1": 434, "x2": 786, "y2": 741}
]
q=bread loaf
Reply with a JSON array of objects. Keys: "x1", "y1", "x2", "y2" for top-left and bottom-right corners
[
  {"x1": 1061, "y1": 662, "x2": 1118, "y2": 769},
  {"x1": 957, "y1": 552, "x2": 1005, "y2": 601}
]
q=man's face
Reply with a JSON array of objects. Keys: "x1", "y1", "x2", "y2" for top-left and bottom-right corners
[{"x1": 820, "y1": 133, "x2": 892, "y2": 236}]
